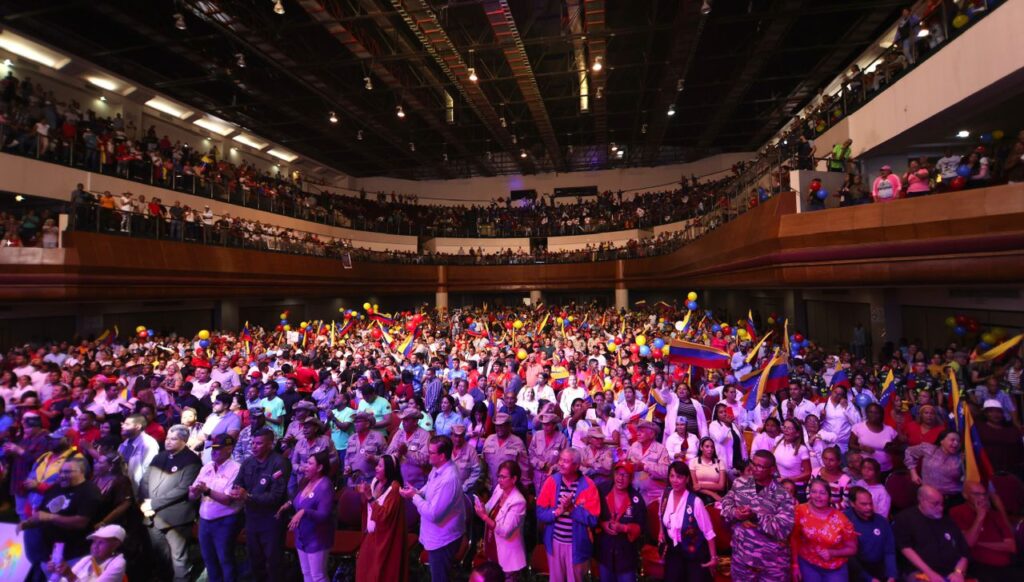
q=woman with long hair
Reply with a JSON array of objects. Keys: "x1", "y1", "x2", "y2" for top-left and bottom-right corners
[
  {"x1": 791, "y1": 478, "x2": 858, "y2": 582},
  {"x1": 708, "y1": 402, "x2": 747, "y2": 476},
  {"x1": 905, "y1": 429, "x2": 965, "y2": 508},
  {"x1": 356, "y1": 454, "x2": 408, "y2": 582},
  {"x1": 775, "y1": 418, "x2": 812, "y2": 502},
  {"x1": 467, "y1": 401, "x2": 490, "y2": 453},
  {"x1": 93, "y1": 451, "x2": 148, "y2": 580},
  {"x1": 812, "y1": 446, "x2": 852, "y2": 510},
  {"x1": 659, "y1": 461, "x2": 718, "y2": 582},
  {"x1": 595, "y1": 460, "x2": 647, "y2": 582},
  {"x1": 281, "y1": 450, "x2": 336, "y2": 582},
  {"x1": 689, "y1": 437, "x2": 727, "y2": 503},
  {"x1": 474, "y1": 460, "x2": 527, "y2": 581}
]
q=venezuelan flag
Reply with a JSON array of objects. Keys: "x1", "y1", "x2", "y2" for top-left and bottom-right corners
[
  {"x1": 536, "y1": 313, "x2": 550, "y2": 335},
  {"x1": 646, "y1": 388, "x2": 669, "y2": 422},
  {"x1": 743, "y1": 352, "x2": 782, "y2": 411},
  {"x1": 972, "y1": 333, "x2": 1022, "y2": 364},
  {"x1": 369, "y1": 312, "x2": 396, "y2": 326},
  {"x1": 337, "y1": 318, "x2": 355, "y2": 338},
  {"x1": 948, "y1": 370, "x2": 994, "y2": 484},
  {"x1": 746, "y1": 330, "x2": 772, "y2": 364},
  {"x1": 97, "y1": 325, "x2": 119, "y2": 346},
  {"x1": 666, "y1": 340, "x2": 731, "y2": 369},
  {"x1": 398, "y1": 334, "x2": 415, "y2": 357},
  {"x1": 551, "y1": 366, "x2": 570, "y2": 389},
  {"x1": 746, "y1": 310, "x2": 758, "y2": 342},
  {"x1": 829, "y1": 368, "x2": 850, "y2": 388}
]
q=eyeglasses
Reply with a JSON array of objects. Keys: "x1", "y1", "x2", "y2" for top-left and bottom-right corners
[{"x1": 750, "y1": 463, "x2": 773, "y2": 471}]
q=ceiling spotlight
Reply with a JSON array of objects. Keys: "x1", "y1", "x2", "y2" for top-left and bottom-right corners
[
  {"x1": 364, "y1": 76, "x2": 373, "y2": 90},
  {"x1": 511, "y1": 134, "x2": 517, "y2": 144},
  {"x1": 592, "y1": 56, "x2": 603, "y2": 72},
  {"x1": 641, "y1": 123, "x2": 648, "y2": 134},
  {"x1": 99, "y1": 95, "x2": 107, "y2": 102},
  {"x1": 15, "y1": 195, "x2": 24, "y2": 202},
  {"x1": 329, "y1": 111, "x2": 338, "y2": 123},
  {"x1": 499, "y1": 116, "x2": 507, "y2": 128},
  {"x1": 273, "y1": 1, "x2": 285, "y2": 15},
  {"x1": 174, "y1": 12, "x2": 186, "y2": 30},
  {"x1": 701, "y1": 0, "x2": 712, "y2": 16},
  {"x1": 2, "y1": 59, "x2": 11, "y2": 67},
  {"x1": 610, "y1": 142, "x2": 618, "y2": 152},
  {"x1": 677, "y1": 78, "x2": 685, "y2": 92},
  {"x1": 616, "y1": 149, "x2": 624, "y2": 158},
  {"x1": 235, "y1": 53, "x2": 246, "y2": 68},
  {"x1": 519, "y1": 149, "x2": 527, "y2": 158},
  {"x1": 396, "y1": 105, "x2": 405, "y2": 118},
  {"x1": 957, "y1": 130, "x2": 970, "y2": 138},
  {"x1": 468, "y1": 67, "x2": 478, "y2": 82},
  {"x1": 596, "y1": 86, "x2": 604, "y2": 99},
  {"x1": 357, "y1": 130, "x2": 364, "y2": 141},
  {"x1": 409, "y1": 142, "x2": 415, "y2": 152},
  {"x1": 667, "y1": 104, "x2": 676, "y2": 116}
]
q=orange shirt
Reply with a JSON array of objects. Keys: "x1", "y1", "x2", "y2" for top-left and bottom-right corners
[{"x1": 792, "y1": 503, "x2": 856, "y2": 570}]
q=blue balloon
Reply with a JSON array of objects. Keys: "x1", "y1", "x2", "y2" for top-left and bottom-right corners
[
  {"x1": 711, "y1": 324, "x2": 722, "y2": 333},
  {"x1": 704, "y1": 310, "x2": 714, "y2": 317},
  {"x1": 562, "y1": 319, "x2": 570, "y2": 327},
  {"x1": 854, "y1": 393, "x2": 872, "y2": 409},
  {"x1": 953, "y1": 325, "x2": 966, "y2": 336},
  {"x1": 956, "y1": 164, "x2": 972, "y2": 178},
  {"x1": 639, "y1": 345, "x2": 651, "y2": 357},
  {"x1": 979, "y1": 133, "x2": 993, "y2": 144},
  {"x1": 687, "y1": 300, "x2": 698, "y2": 311},
  {"x1": 816, "y1": 188, "x2": 828, "y2": 200},
  {"x1": 731, "y1": 328, "x2": 738, "y2": 336},
  {"x1": 759, "y1": 191, "x2": 770, "y2": 202},
  {"x1": 199, "y1": 339, "x2": 210, "y2": 348},
  {"x1": 757, "y1": 186, "x2": 767, "y2": 197},
  {"x1": 280, "y1": 319, "x2": 288, "y2": 325},
  {"x1": 652, "y1": 338, "x2": 666, "y2": 350},
  {"x1": 977, "y1": 341, "x2": 991, "y2": 351},
  {"x1": 147, "y1": 329, "x2": 155, "y2": 336}
]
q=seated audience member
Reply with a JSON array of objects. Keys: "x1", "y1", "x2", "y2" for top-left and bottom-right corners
[
  {"x1": 844, "y1": 486, "x2": 898, "y2": 582},
  {"x1": 949, "y1": 481, "x2": 1020, "y2": 580},
  {"x1": 852, "y1": 457, "x2": 891, "y2": 519},
  {"x1": 49, "y1": 524, "x2": 128, "y2": 582},
  {"x1": 904, "y1": 429, "x2": 965, "y2": 507},
  {"x1": 894, "y1": 485, "x2": 969, "y2": 581},
  {"x1": 974, "y1": 399, "x2": 1024, "y2": 476}
]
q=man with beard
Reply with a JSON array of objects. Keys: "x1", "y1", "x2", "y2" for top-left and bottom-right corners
[{"x1": 894, "y1": 484, "x2": 969, "y2": 581}]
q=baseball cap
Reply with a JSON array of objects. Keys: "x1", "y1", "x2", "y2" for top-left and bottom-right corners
[
  {"x1": 210, "y1": 434, "x2": 236, "y2": 449},
  {"x1": 88, "y1": 524, "x2": 126, "y2": 542}
]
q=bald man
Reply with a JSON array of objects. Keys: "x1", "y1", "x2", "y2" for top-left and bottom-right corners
[{"x1": 893, "y1": 485, "x2": 969, "y2": 582}]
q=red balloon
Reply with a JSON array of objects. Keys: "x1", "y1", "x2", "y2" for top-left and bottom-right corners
[
  {"x1": 465, "y1": 317, "x2": 474, "y2": 325},
  {"x1": 275, "y1": 325, "x2": 283, "y2": 331},
  {"x1": 613, "y1": 337, "x2": 623, "y2": 345},
  {"x1": 794, "y1": 333, "x2": 804, "y2": 343},
  {"x1": 138, "y1": 331, "x2": 148, "y2": 338},
  {"x1": 652, "y1": 348, "x2": 663, "y2": 359},
  {"x1": 406, "y1": 322, "x2": 417, "y2": 332},
  {"x1": 950, "y1": 176, "x2": 967, "y2": 191},
  {"x1": 370, "y1": 328, "x2": 383, "y2": 339},
  {"x1": 967, "y1": 322, "x2": 980, "y2": 333},
  {"x1": 505, "y1": 321, "x2": 514, "y2": 330},
  {"x1": 955, "y1": 314, "x2": 968, "y2": 325},
  {"x1": 630, "y1": 345, "x2": 640, "y2": 354}
]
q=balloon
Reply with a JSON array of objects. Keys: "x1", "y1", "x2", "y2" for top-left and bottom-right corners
[
  {"x1": 675, "y1": 321, "x2": 685, "y2": 332},
  {"x1": 652, "y1": 338, "x2": 665, "y2": 350},
  {"x1": 563, "y1": 319, "x2": 570, "y2": 327},
  {"x1": 662, "y1": 345, "x2": 670, "y2": 356},
  {"x1": 636, "y1": 335, "x2": 647, "y2": 346},
  {"x1": 967, "y1": 321, "x2": 980, "y2": 333},
  {"x1": 854, "y1": 393, "x2": 872, "y2": 409},
  {"x1": 816, "y1": 188, "x2": 828, "y2": 200},
  {"x1": 136, "y1": 325, "x2": 146, "y2": 333},
  {"x1": 630, "y1": 345, "x2": 640, "y2": 355},
  {"x1": 767, "y1": 317, "x2": 775, "y2": 326},
  {"x1": 992, "y1": 130, "x2": 1004, "y2": 140},
  {"x1": 687, "y1": 301, "x2": 698, "y2": 311},
  {"x1": 338, "y1": 307, "x2": 346, "y2": 313},
  {"x1": 687, "y1": 291, "x2": 698, "y2": 302},
  {"x1": 614, "y1": 337, "x2": 623, "y2": 345},
  {"x1": 147, "y1": 329, "x2": 155, "y2": 337},
  {"x1": 513, "y1": 320, "x2": 523, "y2": 330},
  {"x1": 299, "y1": 321, "x2": 307, "y2": 329},
  {"x1": 465, "y1": 317, "x2": 473, "y2": 325},
  {"x1": 952, "y1": 14, "x2": 968, "y2": 28},
  {"x1": 737, "y1": 329, "x2": 748, "y2": 339},
  {"x1": 991, "y1": 327, "x2": 1007, "y2": 340},
  {"x1": 953, "y1": 325, "x2": 966, "y2": 336},
  {"x1": 652, "y1": 347, "x2": 663, "y2": 359},
  {"x1": 373, "y1": 304, "x2": 379, "y2": 311},
  {"x1": 639, "y1": 345, "x2": 651, "y2": 357},
  {"x1": 944, "y1": 316, "x2": 957, "y2": 328},
  {"x1": 981, "y1": 333, "x2": 996, "y2": 345},
  {"x1": 759, "y1": 190, "x2": 770, "y2": 202},
  {"x1": 280, "y1": 319, "x2": 288, "y2": 325},
  {"x1": 556, "y1": 317, "x2": 564, "y2": 325},
  {"x1": 505, "y1": 321, "x2": 514, "y2": 330},
  {"x1": 370, "y1": 328, "x2": 382, "y2": 339},
  {"x1": 138, "y1": 331, "x2": 148, "y2": 338},
  {"x1": 977, "y1": 342, "x2": 991, "y2": 351},
  {"x1": 980, "y1": 133, "x2": 993, "y2": 144},
  {"x1": 283, "y1": 325, "x2": 291, "y2": 331},
  {"x1": 406, "y1": 322, "x2": 417, "y2": 332},
  {"x1": 568, "y1": 316, "x2": 575, "y2": 322},
  {"x1": 794, "y1": 333, "x2": 804, "y2": 343},
  {"x1": 199, "y1": 339, "x2": 209, "y2": 348},
  {"x1": 198, "y1": 330, "x2": 210, "y2": 340},
  {"x1": 950, "y1": 176, "x2": 967, "y2": 190},
  {"x1": 275, "y1": 325, "x2": 283, "y2": 331},
  {"x1": 712, "y1": 324, "x2": 722, "y2": 333},
  {"x1": 810, "y1": 178, "x2": 822, "y2": 190},
  {"x1": 955, "y1": 315, "x2": 968, "y2": 325},
  {"x1": 956, "y1": 164, "x2": 972, "y2": 178},
  {"x1": 607, "y1": 342, "x2": 618, "y2": 352},
  {"x1": 730, "y1": 328, "x2": 738, "y2": 336},
  {"x1": 363, "y1": 302, "x2": 372, "y2": 311},
  {"x1": 517, "y1": 349, "x2": 528, "y2": 360}
]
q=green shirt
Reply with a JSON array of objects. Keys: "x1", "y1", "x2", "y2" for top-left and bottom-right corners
[
  {"x1": 357, "y1": 397, "x2": 392, "y2": 435},
  {"x1": 259, "y1": 396, "x2": 287, "y2": 438},
  {"x1": 331, "y1": 407, "x2": 356, "y2": 451}
]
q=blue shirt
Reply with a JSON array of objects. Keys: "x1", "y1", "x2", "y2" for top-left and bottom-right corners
[
  {"x1": 434, "y1": 411, "x2": 464, "y2": 436},
  {"x1": 411, "y1": 461, "x2": 465, "y2": 551},
  {"x1": 843, "y1": 508, "x2": 897, "y2": 581}
]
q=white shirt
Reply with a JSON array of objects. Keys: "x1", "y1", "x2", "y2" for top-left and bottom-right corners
[
  {"x1": 774, "y1": 440, "x2": 810, "y2": 482},
  {"x1": 191, "y1": 379, "x2": 215, "y2": 400},
  {"x1": 615, "y1": 400, "x2": 648, "y2": 423},
  {"x1": 665, "y1": 431, "x2": 699, "y2": 463},
  {"x1": 661, "y1": 489, "x2": 716, "y2": 545},
  {"x1": 818, "y1": 399, "x2": 861, "y2": 451},
  {"x1": 558, "y1": 386, "x2": 588, "y2": 418},
  {"x1": 196, "y1": 459, "x2": 242, "y2": 520},
  {"x1": 779, "y1": 398, "x2": 818, "y2": 422},
  {"x1": 66, "y1": 554, "x2": 126, "y2": 582},
  {"x1": 118, "y1": 432, "x2": 160, "y2": 495},
  {"x1": 850, "y1": 422, "x2": 898, "y2": 471}
]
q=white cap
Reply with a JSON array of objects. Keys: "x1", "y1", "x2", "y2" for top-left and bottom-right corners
[
  {"x1": 982, "y1": 399, "x2": 1003, "y2": 410},
  {"x1": 88, "y1": 524, "x2": 126, "y2": 542}
]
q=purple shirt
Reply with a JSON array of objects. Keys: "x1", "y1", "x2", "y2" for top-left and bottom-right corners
[{"x1": 292, "y1": 477, "x2": 335, "y2": 553}]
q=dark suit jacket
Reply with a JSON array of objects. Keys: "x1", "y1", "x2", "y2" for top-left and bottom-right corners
[{"x1": 140, "y1": 447, "x2": 201, "y2": 529}]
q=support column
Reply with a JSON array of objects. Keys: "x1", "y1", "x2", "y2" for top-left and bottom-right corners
[
  {"x1": 436, "y1": 265, "x2": 449, "y2": 313},
  {"x1": 529, "y1": 290, "x2": 543, "y2": 305},
  {"x1": 614, "y1": 260, "x2": 629, "y2": 310},
  {"x1": 215, "y1": 299, "x2": 239, "y2": 331}
]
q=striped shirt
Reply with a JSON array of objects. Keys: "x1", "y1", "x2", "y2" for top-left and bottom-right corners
[{"x1": 552, "y1": 478, "x2": 579, "y2": 543}]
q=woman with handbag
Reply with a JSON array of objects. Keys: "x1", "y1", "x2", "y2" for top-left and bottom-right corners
[
  {"x1": 473, "y1": 460, "x2": 527, "y2": 581},
  {"x1": 658, "y1": 461, "x2": 718, "y2": 582},
  {"x1": 595, "y1": 460, "x2": 647, "y2": 582}
]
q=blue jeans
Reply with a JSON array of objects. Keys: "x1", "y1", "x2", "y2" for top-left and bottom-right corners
[
  {"x1": 427, "y1": 537, "x2": 462, "y2": 582},
  {"x1": 598, "y1": 561, "x2": 638, "y2": 582},
  {"x1": 198, "y1": 513, "x2": 242, "y2": 582},
  {"x1": 798, "y1": 557, "x2": 848, "y2": 582}
]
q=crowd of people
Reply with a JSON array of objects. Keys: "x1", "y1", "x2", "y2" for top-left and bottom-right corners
[{"x1": 0, "y1": 302, "x2": 1021, "y2": 582}]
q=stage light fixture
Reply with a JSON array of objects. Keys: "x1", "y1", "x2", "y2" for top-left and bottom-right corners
[
  {"x1": 396, "y1": 105, "x2": 405, "y2": 118},
  {"x1": 592, "y1": 56, "x2": 603, "y2": 72}
]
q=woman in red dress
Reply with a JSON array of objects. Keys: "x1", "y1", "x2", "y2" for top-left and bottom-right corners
[{"x1": 355, "y1": 454, "x2": 408, "y2": 582}]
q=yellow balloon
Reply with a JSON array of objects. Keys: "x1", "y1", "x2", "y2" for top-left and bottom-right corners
[
  {"x1": 136, "y1": 325, "x2": 146, "y2": 333},
  {"x1": 568, "y1": 316, "x2": 575, "y2": 322},
  {"x1": 687, "y1": 291, "x2": 698, "y2": 302},
  {"x1": 363, "y1": 302, "x2": 372, "y2": 311},
  {"x1": 607, "y1": 342, "x2": 618, "y2": 352},
  {"x1": 373, "y1": 304, "x2": 379, "y2": 311},
  {"x1": 283, "y1": 325, "x2": 291, "y2": 331},
  {"x1": 556, "y1": 317, "x2": 564, "y2": 325},
  {"x1": 299, "y1": 321, "x2": 308, "y2": 329},
  {"x1": 517, "y1": 349, "x2": 528, "y2": 360},
  {"x1": 198, "y1": 330, "x2": 210, "y2": 340},
  {"x1": 992, "y1": 130, "x2": 1005, "y2": 140},
  {"x1": 636, "y1": 335, "x2": 647, "y2": 346},
  {"x1": 513, "y1": 320, "x2": 524, "y2": 330},
  {"x1": 604, "y1": 379, "x2": 613, "y2": 391},
  {"x1": 662, "y1": 345, "x2": 670, "y2": 356},
  {"x1": 737, "y1": 329, "x2": 748, "y2": 339}
]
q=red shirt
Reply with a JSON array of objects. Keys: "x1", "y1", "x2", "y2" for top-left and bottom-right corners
[
  {"x1": 145, "y1": 422, "x2": 166, "y2": 443},
  {"x1": 293, "y1": 366, "x2": 318, "y2": 393},
  {"x1": 949, "y1": 504, "x2": 1013, "y2": 567}
]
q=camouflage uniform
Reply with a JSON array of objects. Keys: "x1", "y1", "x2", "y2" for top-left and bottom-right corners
[
  {"x1": 720, "y1": 475, "x2": 796, "y2": 581},
  {"x1": 386, "y1": 426, "x2": 432, "y2": 489},
  {"x1": 344, "y1": 429, "x2": 386, "y2": 484}
]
